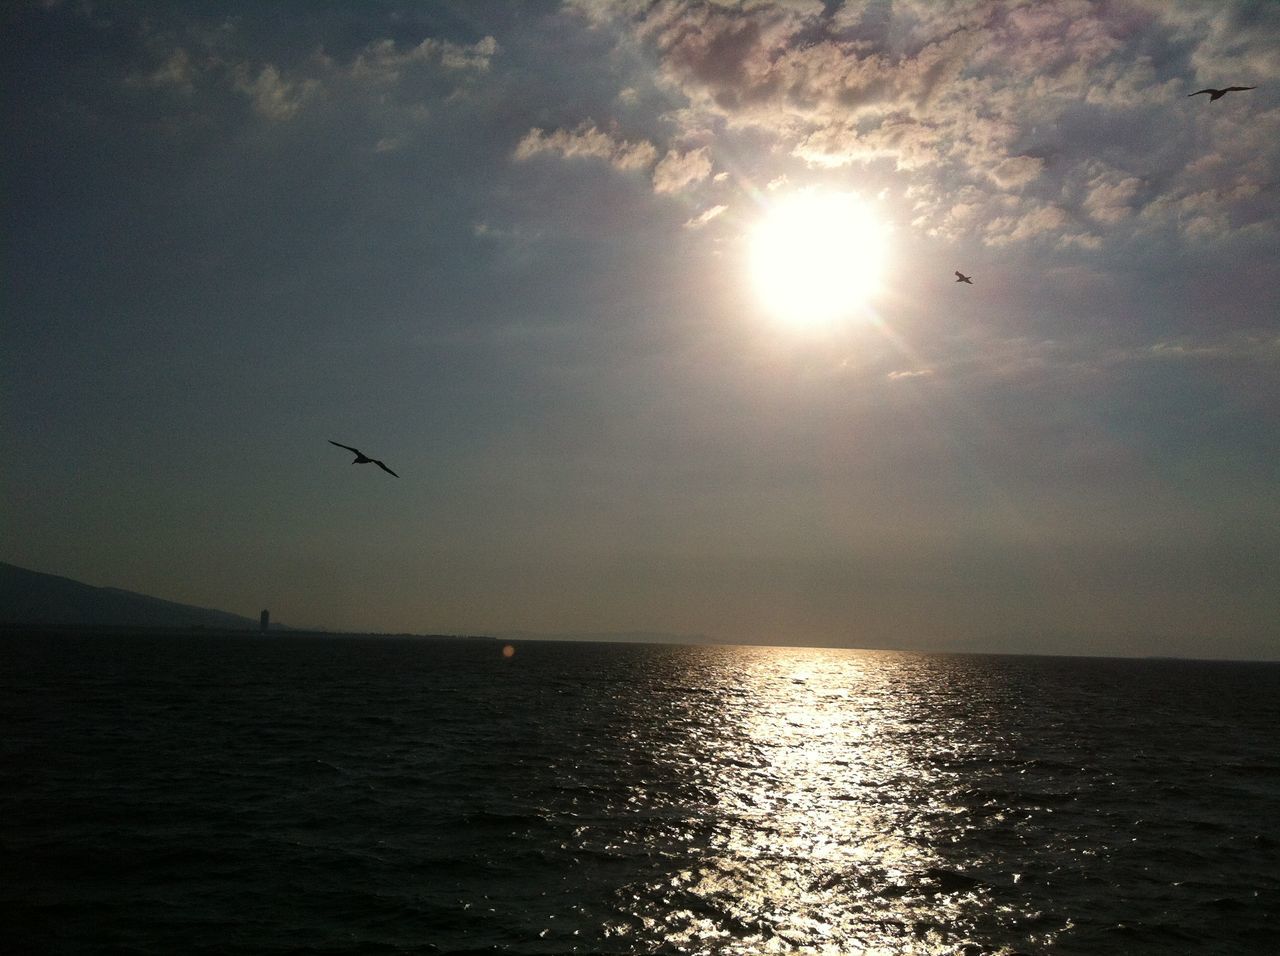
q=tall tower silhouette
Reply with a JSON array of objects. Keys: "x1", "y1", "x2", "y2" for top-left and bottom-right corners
[{"x1": 260, "y1": 609, "x2": 269, "y2": 633}]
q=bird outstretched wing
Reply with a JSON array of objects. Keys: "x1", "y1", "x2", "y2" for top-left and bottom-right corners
[
  {"x1": 329, "y1": 440, "x2": 361, "y2": 454},
  {"x1": 374, "y1": 460, "x2": 399, "y2": 477},
  {"x1": 1225, "y1": 86, "x2": 1256, "y2": 92},
  {"x1": 955, "y1": 271, "x2": 965, "y2": 279},
  {"x1": 1188, "y1": 89, "x2": 1214, "y2": 97}
]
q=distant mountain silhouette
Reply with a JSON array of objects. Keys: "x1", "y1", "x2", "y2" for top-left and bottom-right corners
[{"x1": 0, "y1": 561, "x2": 268, "y2": 630}]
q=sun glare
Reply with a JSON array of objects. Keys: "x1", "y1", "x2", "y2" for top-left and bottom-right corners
[{"x1": 750, "y1": 190, "x2": 888, "y2": 328}]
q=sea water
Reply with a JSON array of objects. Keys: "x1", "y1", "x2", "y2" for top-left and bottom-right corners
[{"x1": 1, "y1": 632, "x2": 1276, "y2": 954}]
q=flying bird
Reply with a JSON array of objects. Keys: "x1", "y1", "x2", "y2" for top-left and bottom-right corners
[
  {"x1": 955, "y1": 271, "x2": 974, "y2": 284},
  {"x1": 329, "y1": 441, "x2": 399, "y2": 477},
  {"x1": 1188, "y1": 86, "x2": 1256, "y2": 101}
]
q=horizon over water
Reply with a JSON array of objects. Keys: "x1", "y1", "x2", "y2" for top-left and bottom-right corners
[{"x1": 2, "y1": 631, "x2": 1277, "y2": 954}]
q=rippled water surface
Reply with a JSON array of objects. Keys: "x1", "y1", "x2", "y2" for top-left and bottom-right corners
[{"x1": 2, "y1": 632, "x2": 1277, "y2": 954}]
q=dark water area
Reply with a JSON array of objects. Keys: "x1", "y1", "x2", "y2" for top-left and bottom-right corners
[{"x1": 1, "y1": 631, "x2": 1277, "y2": 954}]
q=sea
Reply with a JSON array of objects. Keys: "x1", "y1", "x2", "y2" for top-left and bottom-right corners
[{"x1": 1, "y1": 631, "x2": 1277, "y2": 955}]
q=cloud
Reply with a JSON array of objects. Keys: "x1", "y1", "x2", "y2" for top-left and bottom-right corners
[
  {"x1": 514, "y1": 122, "x2": 658, "y2": 172},
  {"x1": 1138, "y1": 175, "x2": 1265, "y2": 242},
  {"x1": 652, "y1": 145, "x2": 713, "y2": 193},
  {"x1": 1082, "y1": 167, "x2": 1143, "y2": 223},
  {"x1": 128, "y1": 48, "x2": 198, "y2": 91},
  {"x1": 121, "y1": 22, "x2": 500, "y2": 130},
  {"x1": 985, "y1": 203, "x2": 1070, "y2": 246},
  {"x1": 988, "y1": 155, "x2": 1044, "y2": 190},
  {"x1": 233, "y1": 63, "x2": 317, "y2": 120},
  {"x1": 1057, "y1": 231, "x2": 1103, "y2": 250},
  {"x1": 350, "y1": 35, "x2": 498, "y2": 84},
  {"x1": 684, "y1": 203, "x2": 727, "y2": 228},
  {"x1": 1143, "y1": 335, "x2": 1280, "y2": 363},
  {"x1": 567, "y1": 0, "x2": 1280, "y2": 248},
  {"x1": 1153, "y1": 0, "x2": 1280, "y2": 85},
  {"x1": 793, "y1": 116, "x2": 945, "y2": 170}
]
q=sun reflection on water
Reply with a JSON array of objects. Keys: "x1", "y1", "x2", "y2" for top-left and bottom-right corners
[{"x1": 603, "y1": 646, "x2": 1033, "y2": 955}]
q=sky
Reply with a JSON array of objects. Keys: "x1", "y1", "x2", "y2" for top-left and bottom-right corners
[{"x1": 3, "y1": 0, "x2": 1278, "y2": 659}]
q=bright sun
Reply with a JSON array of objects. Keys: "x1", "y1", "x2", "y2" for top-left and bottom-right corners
[{"x1": 749, "y1": 190, "x2": 888, "y2": 327}]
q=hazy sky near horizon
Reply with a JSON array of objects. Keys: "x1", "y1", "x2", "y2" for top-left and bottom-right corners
[{"x1": 4, "y1": 0, "x2": 1278, "y2": 658}]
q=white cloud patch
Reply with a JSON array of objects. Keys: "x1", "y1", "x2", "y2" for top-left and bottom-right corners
[
  {"x1": 514, "y1": 122, "x2": 658, "y2": 171},
  {"x1": 1155, "y1": 1, "x2": 1280, "y2": 87},
  {"x1": 1058, "y1": 231, "x2": 1104, "y2": 250},
  {"x1": 350, "y1": 35, "x2": 498, "y2": 84},
  {"x1": 1143, "y1": 334, "x2": 1280, "y2": 362},
  {"x1": 985, "y1": 204, "x2": 1071, "y2": 246},
  {"x1": 652, "y1": 146, "x2": 713, "y2": 193},
  {"x1": 126, "y1": 25, "x2": 500, "y2": 129},
  {"x1": 233, "y1": 64, "x2": 317, "y2": 120},
  {"x1": 988, "y1": 155, "x2": 1044, "y2": 190},
  {"x1": 793, "y1": 117, "x2": 945, "y2": 170},
  {"x1": 684, "y1": 204, "x2": 728, "y2": 228},
  {"x1": 128, "y1": 48, "x2": 197, "y2": 91},
  {"x1": 1083, "y1": 169, "x2": 1143, "y2": 223}
]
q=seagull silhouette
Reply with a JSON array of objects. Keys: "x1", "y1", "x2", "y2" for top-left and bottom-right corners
[
  {"x1": 1189, "y1": 86, "x2": 1256, "y2": 101},
  {"x1": 955, "y1": 271, "x2": 974, "y2": 284},
  {"x1": 329, "y1": 441, "x2": 399, "y2": 477}
]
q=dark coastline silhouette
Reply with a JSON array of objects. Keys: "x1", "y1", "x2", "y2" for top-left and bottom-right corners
[{"x1": 0, "y1": 561, "x2": 265, "y2": 630}]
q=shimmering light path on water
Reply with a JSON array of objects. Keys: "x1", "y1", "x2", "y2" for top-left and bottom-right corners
[{"x1": 1, "y1": 633, "x2": 1277, "y2": 954}]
